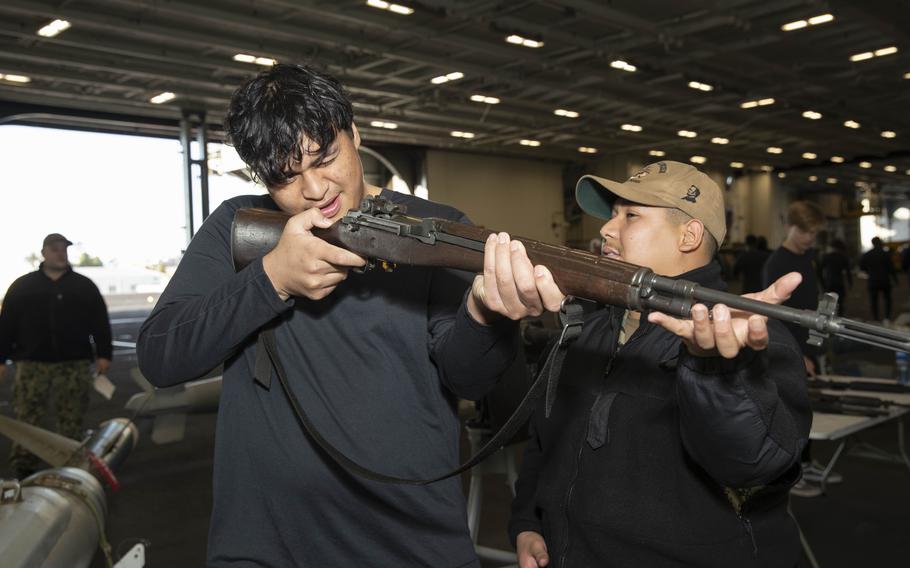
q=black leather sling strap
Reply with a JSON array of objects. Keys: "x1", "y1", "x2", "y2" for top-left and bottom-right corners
[{"x1": 256, "y1": 299, "x2": 585, "y2": 485}]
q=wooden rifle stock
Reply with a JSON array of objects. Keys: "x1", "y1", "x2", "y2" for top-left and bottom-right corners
[{"x1": 231, "y1": 206, "x2": 647, "y2": 308}]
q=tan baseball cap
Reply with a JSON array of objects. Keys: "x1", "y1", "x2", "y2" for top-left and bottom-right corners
[
  {"x1": 43, "y1": 233, "x2": 73, "y2": 248},
  {"x1": 576, "y1": 160, "x2": 727, "y2": 245}
]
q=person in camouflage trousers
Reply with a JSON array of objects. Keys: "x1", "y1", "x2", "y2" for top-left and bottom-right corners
[
  {"x1": 0, "y1": 233, "x2": 112, "y2": 478},
  {"x1": 9, "y1": 360, "x2": 94, "y2": 476}
]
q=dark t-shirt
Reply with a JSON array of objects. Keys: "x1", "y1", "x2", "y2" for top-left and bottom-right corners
[
  {"x1": 819, "y1": 251, "x2": 851, "y2": 292},
  {"x1": 734, "y1": 249, "x2": 771, "y2": 293},
  {"x1": 860, "y1": 248, "x2": 895, "y2": 286},
  {"x1": 137, "y1": 190, "x2": 517, "y2": 567},
  {"x1": 762, "y1": 246, "x2": 820, "y2": 356}
]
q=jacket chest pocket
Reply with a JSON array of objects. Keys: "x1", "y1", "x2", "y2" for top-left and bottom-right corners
[{"x1": 585, "y1": 351, "x2": 678, "y2": 451}]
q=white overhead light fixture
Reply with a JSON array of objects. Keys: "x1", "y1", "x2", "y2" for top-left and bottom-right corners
[
  {"x1": 690, "y1": 156, "x2": 707, "y2": 164},
  {"x1": 850, "y1": 46, "x2": 897, "y2": 62},
  {"x1": 881, "y1": 130, "x2": 897, "y2": 138},
  {"x1": 506, "y1": 34, "x2": 544, "y2": 48},
  {"x1": 843, "y1": 120, "x2": 861, "y2": 129},
  {"x1": 884, "y1": 165, "x2": 898, "y2": 172},
  {"x1": 370, "y1": 121, "x2": 398, "y2": 129},
  {"x1": 781, "y1": 13, "x2": 834, "y2": 31},
  {"x1": 710, "y1": 137, "x2": 729, "y2": 145},
  {"x1": 802, "y1": 110, "x2": 823, "y2": 120},
  {"x1": 366, "y1": 0, "x2": 414, "y2": 15},
  {"x1": 688, "y1": 81, "x2": 714, "y2": 92},
  {"x1": 808, "y1": 175, "x2": 818, "y2": 182},
  {"x1": 760, "y1": 165, "x2": 774, "y2": 172},
  {"x1": 469, "y1": 94, "x2": 500, "y2": 104},
  {"x1": 677, "y1": 130, "x2": 697, "y2": 138},
  {"x1": 777, "y1": 172, "x2": 787, "y2": 178},
  {"x1": 730, "y1": 161, "x2": 745, "y2": 168},
  {"x1": 450, "y1": 131, "x2": 475, "y2": 139},
  {"x1": 0, "y1": 74, "x2": 32, "y2": 84},
  {"x1": 649, "y1": 150, "x2": 666, "y2": 157},
  {"x1": 859, "y1": 161, "x2": 872, "y2": 168},
  {"x1": 150, "y1": 91, "x2": 176, "y2": 104},
  {"x1": 578, "y1": 146, "x2": 598, "y2": 154},
  {"x1": 234, "y1": 53, "x2": 276, "y2": 66},
  {"x1": 906, "y1": 169, "x2": 910, "y2": 176},
  {"x1": 766, "y1": 146, "x2": 783, "y2": 154},
  {"x1": 905, "y1": 72, "x2": 910, "y2": 80},
  {"x1": 610, "y1": 60, "x2": 637, "y2": 72},
  {"x1": 430, "y1": 71, "x2": 463, "y2": 85},
  {"x1": 519, "y1": 139, "x2": 541, "y2": 147},
  {"x1": 621, "y1": 123, "x2": 643, "y2": 132},
  {"x1": 830, "y1": 155, "x2": 845, "y2": 163},
  {"x1": 826, "y1": 177, "x2": 837, "y2": 184},
  {"x1": 554, "y1": 109, "x2": 580, "y2": 118},
  {"x1": 37, "y1": 19, "x2": 71, "y2": 38},
  {"x1": 802, "y1": 152, "x2": 818, "y2": 159},
  {"x1": 740, "y1": 97, "x2": 776, "y2": 109}
]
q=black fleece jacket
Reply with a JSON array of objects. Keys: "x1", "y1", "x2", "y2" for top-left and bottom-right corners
[
  {"x1": 509, "y1": 262, "x2": 811, "y2": 568},
  {"x1": 0, "y1": 265, "x2": 112, "y2": 363}
]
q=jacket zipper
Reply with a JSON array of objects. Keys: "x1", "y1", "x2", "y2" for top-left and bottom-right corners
[
  {"x1": 722, "y1": 485, "x2": 758, "y2": 556},
  {"x1": 557, "y1": 311, "x2": 649, "y2": 568}
]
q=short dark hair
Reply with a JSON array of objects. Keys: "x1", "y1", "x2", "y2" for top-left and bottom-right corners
[{"x1": 224, "y1": 63, "x2": 354, "y2": 188}]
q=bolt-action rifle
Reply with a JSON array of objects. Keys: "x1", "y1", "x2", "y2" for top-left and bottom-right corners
[{"x1": 233, "y1": 195, "x2": 910, "y2": 353}]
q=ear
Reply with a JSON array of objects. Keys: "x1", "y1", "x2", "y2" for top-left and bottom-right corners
[
  {"x1": 679, "y1": 219, "x2": 706, "y2": 253},
  {"x1": 351, "y1": 123, "x2": 361, "y2": 149}
]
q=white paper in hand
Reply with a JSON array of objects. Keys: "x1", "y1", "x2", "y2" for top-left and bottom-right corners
[{"x1": 93, "y1": 373, "x2": 116, "y2": 400}]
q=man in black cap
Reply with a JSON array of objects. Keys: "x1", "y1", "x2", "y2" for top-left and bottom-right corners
[
  {"x1": 0, "y1": 233, "x2": 112, "y2": 477},
  {"x1": 509, "y1": 162, "x2": 811, "y2": 568}
]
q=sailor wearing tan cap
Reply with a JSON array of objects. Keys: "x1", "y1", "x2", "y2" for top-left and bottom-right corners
[{"x1": 509, "y1": 161, "x2": 811, "y2": 567}]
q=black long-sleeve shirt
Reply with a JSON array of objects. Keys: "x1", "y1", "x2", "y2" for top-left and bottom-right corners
[
  {"x1": 137, "y1": 191, "x2": 518, "y2": 567},
  {"x1": 509, "y1": 262, "x2": 810, "y2": 567},
  {"x1": 0, "y1": 265, "x2": 112, "y2": 363}
]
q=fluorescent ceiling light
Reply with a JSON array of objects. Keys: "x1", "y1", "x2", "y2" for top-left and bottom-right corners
[
  {"x1": 781, "y1": 20, "x2": 808, "y2": 31},
  {"x1": 802, "y1": 152, "x2": 818, "y2": 159},
  {"x1": 710, "y1": 137, "x2": 729, "y2": 145},
  {"x1": 851, "y1": 46, "x2": 897, "y2": 62},
  {"x1": 431, "y1": 71, "x2": 463, "y2": 85},
  {"x1": 519, "y1": 139, "x2": 541, "y2": 147},
  {"x1": 766, "y1": 146, "x2": 783, "y2": 154},
  {"x1": 688, "y1": 81, "x2": 714, "y2": 92},
  {"x1": 37, "y1": 19, "x2": 71, "y2": 38},
  {"x1": 506, "y1": 34, "x2": 544, "y2": 48},
  {"x1": 850, "y1": 51, "x2": 874, "y2": 62},
  {"x1": 905, "y1": 72, "x2": 910, "y2": 80},
  {"x1": 677, "y1": 130, "x2": 697, "y2": 138},
  {"x1": 844, "y1": 120, "x2": 860, "y2": 129},
  {"x1": 554, "y1": 109, "x2": 580, "y2": 118},
  {"x1": 859, "y1": 161, "x2": 872, "y2": 168},
  {"x1": 649, "y1": 150, "x2": 665, "y2": 157},
  {"x1": 450, "y1": 131, "x2": 475, "y2": 139},
  {"x1": 826, "y1": 177, "x2": 837, "y2": 184},
  {"x1": 1, "y1": 74, "x2": 32, "y2": 83},
  {"x1": 150, "y1": 91, "x2": 175, "y2": 104},
  {"x1": 778, "y1": 172, "x2": 787, "y2": 178},
  {"x1": 610, "y1": 60, "x2": 637, "y2": 72},
  {"x1": 760, "y1": 165, "x2": 773, "y2": 172},
  {"x1": 884, "y1": 165, "x2": 898, "y2": 172},
  {"x1": 367, "y1": 0, "x2": 414, "y2": 15},
  {"x1": 469, "y1": 94, "x2": 500, "y2": 104},
  {"x1": 690, "y1": 156, "x2": 707, "y2": 164},
  {"x1": 578, "y1": 146, "x2": 598, "y2": 154},
  {"x1": 802, "y1": 110, "x2": 822, "y2": 120},
  {"x1": 808, "y1": 14, "x2": 835, "y2": 25},
  {"x1": 808, "y1": 175, "x2": 818, "y2": 181},
  {"x1": 370, "y1": 121, "x2": 398, "y2": 129},
  {"x1": 830, "y1": 156, "x2": 845, "y2": 163},
  {"x1": 875, "y1": 46, "x2": 898, "y2": 57},
  {"x1": 621, "y1": 123, "x2": 643, "y2": 132},
  {"x1": 730, "y1": 161, "x2": 744, "y2": 168},
  {"x1": 234, "y1": 53, "x2": 275, "y2": 66},
  {"x1": 881, "y1": 130, "x2": 897, "y2": 138},
  {"x1": 254, "y1": 57, "x2": 276, "y2": 66},
  {"x1": 741, "y1": 97, "x2": 775, "y2": 109}
]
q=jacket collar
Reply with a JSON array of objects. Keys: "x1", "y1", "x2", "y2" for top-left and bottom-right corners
[{"x1": 672, "y1": 259, "x2": 728, "y2": 292}]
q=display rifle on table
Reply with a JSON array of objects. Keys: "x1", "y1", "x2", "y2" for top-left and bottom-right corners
[
  {"x1": 233, "y1": 195, "x2": 910, "y2": 354},
  {"x1": 230, "y1": 195, "x2": 910, "y2": 485},
  {"x1": 808, "y1": 378, "x2": 910, "y2": 394},
  {"x1": 807, "y1": 390, "x2": 907, "y2": 417}
]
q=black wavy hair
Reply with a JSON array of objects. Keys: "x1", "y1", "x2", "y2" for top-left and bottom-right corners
[{"x1": 224, "y1": 63, "x2": 354, "y2": 188}]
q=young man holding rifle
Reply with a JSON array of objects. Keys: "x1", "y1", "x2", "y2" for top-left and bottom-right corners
[
  {"x1": 137, "y1": 63, "x2": 562, "y2": 567},
  {"x1": 510, "y1": 161, "x2": 812, "y2": 567}
]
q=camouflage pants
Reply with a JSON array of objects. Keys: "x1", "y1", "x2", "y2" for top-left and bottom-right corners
[{"x1": 9, "y1": 360, "x2": 92, "y2": 477}]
